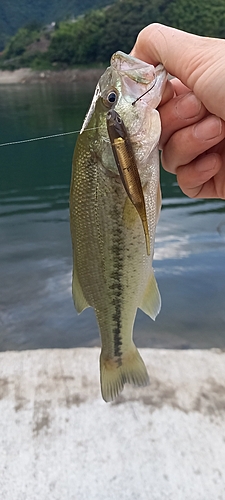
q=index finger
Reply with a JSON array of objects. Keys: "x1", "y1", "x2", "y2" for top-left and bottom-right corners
[
  {"x1": 159, "y1": 78, "x2": 191, "y2": 107},
  {"x1": 170, "y1": 79, "x2": 191, "y2": 96}
]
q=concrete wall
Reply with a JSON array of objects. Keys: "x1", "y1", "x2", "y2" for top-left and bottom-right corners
[{"x1": 0, "y1": 348, "x2": 225, "y2": 499}]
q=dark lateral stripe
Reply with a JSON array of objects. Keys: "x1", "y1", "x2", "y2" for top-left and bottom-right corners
[{"x1": 110, "y1": 205, "x2": 124, "y2": 365}]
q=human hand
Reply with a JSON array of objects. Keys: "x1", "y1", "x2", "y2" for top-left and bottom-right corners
[{"x1": 131, "y1": 24, "x2": 225, "y2": 199}]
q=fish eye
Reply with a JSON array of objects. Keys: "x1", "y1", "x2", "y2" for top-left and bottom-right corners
[
  {"x1": 102, "y1": 88, "x2": 118, "y2": 108},
  {"x1": 107, "y1": 91, "x2": 117, "y2": 103}
]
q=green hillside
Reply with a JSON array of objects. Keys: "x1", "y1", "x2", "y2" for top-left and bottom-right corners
[
  {"x1": 0, "y1": 0, "x2": 116, "y2": 50},
  {"x1": 1, "y1": 0, "x2": 225, "y2": 68}
]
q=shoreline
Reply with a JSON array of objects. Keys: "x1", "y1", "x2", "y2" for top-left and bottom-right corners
[{"x1": 0, "y1": 67, "x2": 105, "y2": 84}]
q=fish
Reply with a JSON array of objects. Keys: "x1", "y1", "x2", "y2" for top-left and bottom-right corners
[{"x1": 70, "y1": 51, "x2": 167, "y2": 402}]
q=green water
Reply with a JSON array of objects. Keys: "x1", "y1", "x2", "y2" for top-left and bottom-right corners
[{"x1": 0, "y1": 82, "x2": 225, "y2": 350}]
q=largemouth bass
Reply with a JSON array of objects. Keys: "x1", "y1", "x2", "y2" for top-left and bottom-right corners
[{"x1": 70, "y1": 51, "x2": 167, "y2": 402}]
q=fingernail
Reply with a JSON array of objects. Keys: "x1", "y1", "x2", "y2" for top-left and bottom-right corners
[
  {"x1": 194, "y1": 116, "x2": 222, "y2": 140},
  {"x1": 176, "y1": 93, "x2": 201, "y2": 119},
  {"x1": 196, "y1": 154, "x2": 217, "y2": 172}
]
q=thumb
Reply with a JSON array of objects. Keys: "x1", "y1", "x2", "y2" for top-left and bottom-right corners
[{"x1": 131, "y1": 23, "x2": 225, "y2": 120}]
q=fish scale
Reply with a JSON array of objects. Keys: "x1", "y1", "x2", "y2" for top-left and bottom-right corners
[{"x1": 70, "y1": 51, "x2": 167, "y2": 401}]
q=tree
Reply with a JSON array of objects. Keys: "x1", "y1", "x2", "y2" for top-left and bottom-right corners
[{"x1": 161, "y1": 0, "x2": 225, "y2": 37}]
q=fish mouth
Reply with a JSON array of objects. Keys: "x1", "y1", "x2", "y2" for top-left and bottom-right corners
[
  {"x1": 111, "y1": 51, "x2": 164, "y2": 84},
  {"x1": 110, "y1": 51, "x2": 166, "y2": 106}
]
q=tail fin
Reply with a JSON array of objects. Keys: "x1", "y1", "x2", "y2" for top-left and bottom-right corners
[{"x1": 100, "y1": 343, "x2": 149, "y2": 402}]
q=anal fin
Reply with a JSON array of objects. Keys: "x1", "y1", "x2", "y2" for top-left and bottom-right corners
[{"x1": 139, "y1": 271, "x2": 161, "y2": 320}]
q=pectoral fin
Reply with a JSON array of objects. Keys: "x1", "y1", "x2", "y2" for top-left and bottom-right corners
[
  {"x1": 72, "y1": 263, "x2": 89, "y2": 314},
  {"x1": 139, "y1": 271, "x2": 161, "y2": 320},
  {"x1": 156, "y1": 183, "x2": 162, "y2": 223},
  {"x1": 123, "y1": 195, "x2": 139, "y2": 228}
]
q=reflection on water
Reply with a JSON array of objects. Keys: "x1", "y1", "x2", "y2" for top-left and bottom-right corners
[{"x1": 0, "y1": 83, "x2": 225, "y2": 351}]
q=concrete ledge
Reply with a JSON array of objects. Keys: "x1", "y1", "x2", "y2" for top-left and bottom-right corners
[{"x1": 0, "y1": 348, "x2": 225, "y2": 499}]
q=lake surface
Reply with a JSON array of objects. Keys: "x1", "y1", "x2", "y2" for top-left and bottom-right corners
[{"x1": 0, "y1": 82, "x2": 225, "y2": 351}]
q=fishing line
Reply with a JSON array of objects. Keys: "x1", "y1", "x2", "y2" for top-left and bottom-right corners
[
  {"x1": 1, "y1": 79, "x2": 157, "y2": 147},
  {"x1": 132, "y1": 79, "x2": 156, "y2": 106},
  {"x1": 0, "y1": 126, "x2": 98, "y2": 148}
]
